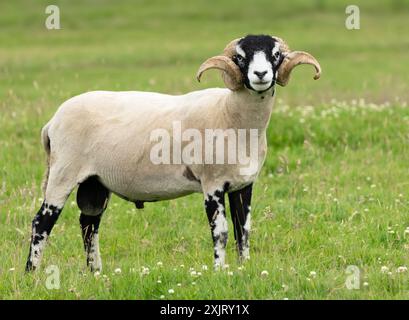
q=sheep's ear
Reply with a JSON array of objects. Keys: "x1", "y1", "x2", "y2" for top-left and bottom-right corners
[
  {"x1": 196, "y1": 56, "x2": 243, "y2": 91},
  {"x1": 276, "y1": 51, "x2": 321, "y2": 87}
]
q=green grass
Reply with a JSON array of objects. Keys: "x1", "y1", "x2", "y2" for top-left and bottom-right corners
[{"x1": 1, "y1": 0, "x2": 409, "y2": 299}]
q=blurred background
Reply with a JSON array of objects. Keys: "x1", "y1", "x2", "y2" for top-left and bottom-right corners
[{"x1": 1, "y1": 0, "x2": 408, "y2": 106}]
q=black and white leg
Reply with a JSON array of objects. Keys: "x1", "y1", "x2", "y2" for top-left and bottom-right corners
[
  {"x1": 26, "y1": 165, "x2": 77, "y2": 272},
  {"x1": 26, "y1": 163, "x2": 92, "y2": 272},
  {"x1": 228, "y1": 183, "x2": 252, "y2": 261},
  {"x1": 79, "y1": 214, "x2": 103, "y2": 272},
  {"x1": 26, "y1": 158, "x2": 85, "y2": 271},
  {"x1": 26, "y1": 202, "x2": 63, "y2": 271},
  {"x1": 204, "y1": 186, "x2": 228, "y2": 269},
  {"x1": 77, "y1": 176, "x2": 110, "y2": 272}
]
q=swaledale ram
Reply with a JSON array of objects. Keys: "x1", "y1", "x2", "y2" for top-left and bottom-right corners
[{"x1": 26, "y1": 35, "x2": 321, "y2": 272}]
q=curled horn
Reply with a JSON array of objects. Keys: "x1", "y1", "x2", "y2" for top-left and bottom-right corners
[
  {"x1": 196, "y1": 38, "x2": 243, "y2": 91},
  {"x1": 273, "y1": 37, "x2": 321, "y2": 87}
]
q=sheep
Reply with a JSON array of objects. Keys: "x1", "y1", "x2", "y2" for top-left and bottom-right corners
[{"x1": 25, "y1": 34, "x2": 321, "y2": 272}]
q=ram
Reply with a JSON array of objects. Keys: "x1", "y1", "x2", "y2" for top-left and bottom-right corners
[{"x1": 25, "y1": 35, "x2": 321, "y2": 272}]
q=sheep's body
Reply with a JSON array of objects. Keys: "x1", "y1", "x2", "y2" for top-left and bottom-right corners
[
  {"x1": 44, "y1": 89, "x2": 271, "y2": 206},
  {"x1": 25, "y1": 87, "x2": 273, "y2": 272}
]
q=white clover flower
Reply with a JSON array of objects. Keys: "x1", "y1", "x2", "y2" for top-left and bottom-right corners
[
  {"x1": 381, "y1": 266, "x2": 389, "y2": 273},
  {"x1": 191, "y1": 281, "x2": 196, "y2": 285},
  {"x1": 157, "y1": 280, "x2": 162, "y2": 284},
  {"x1": 114, "y1": 268, "x2": 122, "y2": 274},
  {"x1": 9, "y1": 268, "x2": 15, "y2": 272},
  {"x1": 227, "y1": 271, "x2": 234, "y2": 276},
  {"x1": 160, "y1": 295, "x2": 165, "y2": 299},
  {"x1": 223, "y1": 264, "x2": 230, "y2": 270},
  {"x1": 190, "y1": 270, "x2": 197, "y2": 277},
  {"x1": 309, "y1": 271, "x2": 317, "y2": 278},
  {"x1": 140, "y1": 267, "x2": 150, "y2": 276},
  {"x1": 94, "y1": 271, "x2": 101, "y2": 278},
  {"x1": 397, "y1": 266, "x2": 408, "y2": 273},
  {"x1": 260, "y1": 270, "x2": 269, "y2": 277},
  {"x1": 168, "y1": 289, "x2": 175, "y2": 294},
  {"x1": 157, "y1": 261, "x2": 163, "y2": 267},
  {"x1": 202, "y1": 265, "x2": 208, "y2": 271},
  {"x1": 237, "y1": 266, "x2": 244, "y2": 271},
  {"x1": 363, "y1": 282, "x2": 369, "y2": 287},
  {"x1": 177, "y1": 283, "x2": 182, "y2": 287}
]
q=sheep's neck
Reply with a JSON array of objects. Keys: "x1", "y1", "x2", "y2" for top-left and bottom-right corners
[{"x1": 223, "y1": 88, "x2": 275, "y2": 132}]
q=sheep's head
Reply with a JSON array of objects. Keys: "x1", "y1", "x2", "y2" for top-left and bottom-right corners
[{"x1": 197, "y1": 34, "x2": 321, "y2": 92}]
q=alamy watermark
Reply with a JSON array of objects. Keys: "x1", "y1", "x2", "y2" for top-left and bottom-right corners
[
  {"x1": 150, "y1": 121, "x2": 259, "y2": 176},
  {"x1": 45, "y1": 5, "x2": 61, "y2": 30},
  {"x1": 44, "y1": 4, "x2": 360, "y2": 31},
  {"x1": 45, "y1": 264, "x2": 60, "y2": 289},
  {"x1": 345, "y1": 265, "x2": 361, "y2": 290},
  {"x1": 345, "y1": 5, "x2": 360, "y2": 30}
]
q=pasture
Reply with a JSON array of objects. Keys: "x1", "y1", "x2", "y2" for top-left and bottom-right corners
[{"x1": 0, "y1": 0, "x2": 409, "y2": 299}]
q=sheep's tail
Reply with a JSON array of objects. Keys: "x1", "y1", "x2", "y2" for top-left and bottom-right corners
[{"x1": 41, "y1": 121, "x2": 52, "y2": 195}]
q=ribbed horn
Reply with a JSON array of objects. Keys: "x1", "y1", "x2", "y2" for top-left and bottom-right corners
[
  {"x1": 277, "y1": 51, "x2": 321, "y2": 86},
  {"x1": 196, "y1": 38, "x2": 243, "y2": 91}
]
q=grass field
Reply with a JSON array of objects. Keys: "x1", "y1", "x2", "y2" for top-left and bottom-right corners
[{"x1": 1, "y1": 0, "x2": 409, "y2": 299}]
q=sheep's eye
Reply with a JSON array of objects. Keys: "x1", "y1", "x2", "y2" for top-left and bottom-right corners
[
  {"x1": 273, "y1": 51, "x2": 280, "y2": 60},
  {"x1": 236, "y1": 55, "x2": 245, "y2": 63}
]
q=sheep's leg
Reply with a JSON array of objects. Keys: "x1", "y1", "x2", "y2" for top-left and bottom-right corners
[
  {"x1": 77, "y1": 176, "x2": 110, "y2": 272},
  {"x1": 26, "y1": 168, "x2": 78, "y2": 272},
  {"x1": 204, "y1": 187, "x2": 228, "y2": 269},
  {"x1": 25, "y1": 202, "x2": 63, "y2": 271},
  {"x1": 79, "y1": 214, "x2": 103, "y2": 272},
  {"x1": 228, "y1": 183, "x2": 252, "y2": 262}
]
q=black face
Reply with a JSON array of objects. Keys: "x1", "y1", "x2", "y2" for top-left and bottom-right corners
[{"x1": 232, "y1": 35, "x2": 284, "y2": 92}]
